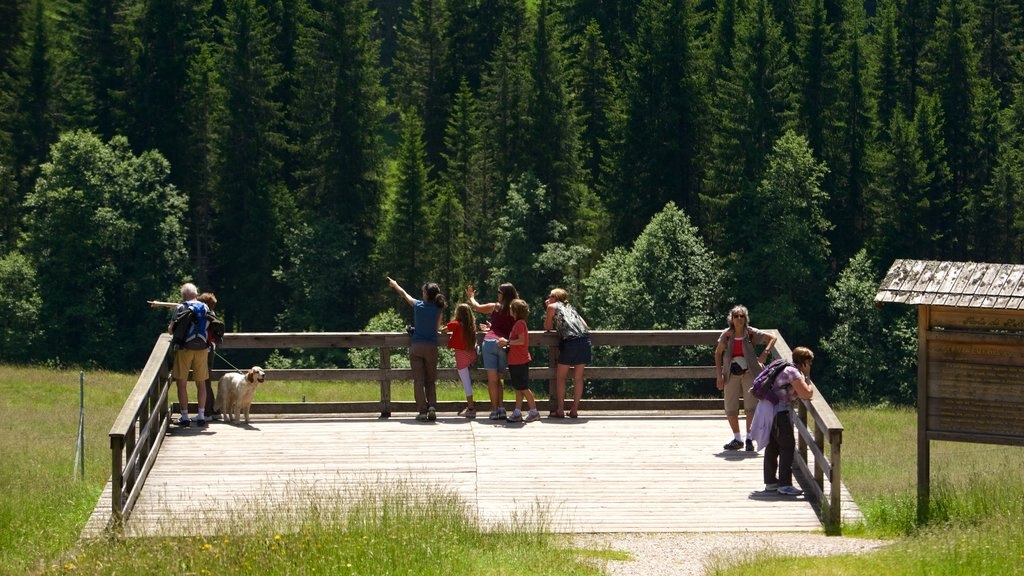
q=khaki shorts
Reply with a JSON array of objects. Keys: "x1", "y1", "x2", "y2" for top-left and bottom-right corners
[
  {"x1": 173, "y1": 348, "x2": 209, "y2": 382},
  {"x1": 724, "y1": 370, "x2": 757, "y2": 417}
]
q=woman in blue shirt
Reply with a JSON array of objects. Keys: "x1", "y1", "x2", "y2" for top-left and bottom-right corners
[{"x1": 389, "y1": 277, "x2": 446, "y2": 421}]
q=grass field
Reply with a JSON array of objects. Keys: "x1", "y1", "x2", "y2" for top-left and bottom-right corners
[
  {"x1": 3, "y1": 365, "x2": 1023, "y2": 575},
  {"x1": 708, "y1": 405, "x2": 1024, "y2": 575}
]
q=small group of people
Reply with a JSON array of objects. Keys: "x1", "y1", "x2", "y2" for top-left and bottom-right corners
[
  {"x1": 714, "y1": 305, "x2": 815, "y2": 496},
  {"x1": 152, "y1": 282, "x2": 224, "y2": 428},
  {"x1": 387, "y1": 278, "x2": 592, "y2": 423}
]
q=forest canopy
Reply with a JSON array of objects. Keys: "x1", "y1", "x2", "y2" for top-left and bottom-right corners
[{"x1": 0, "y1": 0, "x2": 1020, "y2": 403}]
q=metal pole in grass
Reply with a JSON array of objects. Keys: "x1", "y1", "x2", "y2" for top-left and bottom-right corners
[{"x1": 73, "y1": 371, "x2": 85, "y2": 480}]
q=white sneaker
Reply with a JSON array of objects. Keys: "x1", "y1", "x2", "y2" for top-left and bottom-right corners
[
  {"x1": 524, "y1": 409, "x2": 540, "y2": 422},
  {"x1": 777, "y1": 485, "x2": 803, "y2": 496}
]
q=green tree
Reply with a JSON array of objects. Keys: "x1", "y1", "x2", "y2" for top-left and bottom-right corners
[
  {"x1": 392, "y1": 0, "x2": 450, "y2": 166},
  {"x1": 914, "y1": 94, "x2": 955, "y2": 259},
  {"x1": 573, "y1": 20, "x2": 620, "y2": 207},
  {"x1": 828, "y1": 0, "x2": 874, "y2": 264},
  {"x1": 376, "y1": 111, "x2": 433, "y2": 287},
  {"x1": 9, "y1": 0, "x2": 56, "y2": 192},
  {"x1": 213, "y1": 0, "x2": 286, "y2": 331},
  {"x1": 23, "y1": 131, "x2": 188, "y2": 368},
  {"x1": 0, "y1": 250, "x2": 41, "y2": 362},
  {"x1": 488, "y1": 172, "x2": 552, "y2": 301},
  {"x1": 439, "y1": 79, "x2": 493, "y2": 285},
  {"x1": 181, "y1": 42, "x2": 222, "y2": 289},
  {"x1": 528, "y1": 0, "x2": 582, "y2": 222},
  {"x1": 0, "y1": 164, "x2": 17, "y2": 250},
  {"x1": 282, "y1": 0, "x2": 387, "y2": 329},
  {"x1": 445, "y1": 0, "x2": 525, "y2": 91},
  {"x1": 821, "y1": 250, "x2": 917, "y2": 403},
  {"x1": 922, "y1": 0, "x2": 986, "y2": 258},
  {"x1": 124, "y1": 0, "x2": 211, "y2": 188},
  {"x1": 736, "y1": 131, "x2": 831, "y2": 345},
  {"x1": 976, "y1": 80, "x2": 1024, "y2": 261},
  {"x1": 866, "y1": 110, "x2": 930, "y2": 269},
  {"x1": 582, "y1": 202, "x2": 723, "y2": 396},
  {"x1": 704, "y1": 0, "x2": 796, "y2": 250},
  {"x1": 975, "y1": 0, "x2": 1021, "y2": 105},
  {"x1": 872, "y1": 0, "x2": 905, "y2": 136},
  {"x1": 610, "y1": 0, "x2": 704, "y2": 243},
  {"x1": 478, "y1": 26, "x2": 532, "y2": 187}
]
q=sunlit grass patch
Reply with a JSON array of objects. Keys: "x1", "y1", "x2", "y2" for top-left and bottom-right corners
[{"x1": 56, "y1": 480, "x2": 603, "y2": 575}]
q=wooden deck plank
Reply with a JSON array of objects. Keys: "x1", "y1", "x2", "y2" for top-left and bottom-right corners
[{"x1": 82, "y1": 414, "x2": 863, "y2": 538}]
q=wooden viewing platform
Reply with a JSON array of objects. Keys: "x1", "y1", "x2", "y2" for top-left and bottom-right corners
[
  {"x1": 83, "y1": 411, "x2": 861, "y2": 537},
  {"x1": 92, "y1": 329, "x2": 852, "y2": 537}
]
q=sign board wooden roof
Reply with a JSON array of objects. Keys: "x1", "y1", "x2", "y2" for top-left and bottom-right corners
[{"x1": 875, "y1": 259, "x2": 1024, "y2": 310}]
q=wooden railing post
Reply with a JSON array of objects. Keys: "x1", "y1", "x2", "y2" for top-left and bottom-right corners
[
  {"x1": 379, "y1": 348, "x2": 391, "y2": 418},
  {"x1": 548, "y1": 343, "x2": 559, "y2": 412},
  {"x1": 110, "y1": 435, "x2": 124, "y2": 522},
  {"x1": 830, "y1": 430, "x2": 843, "y2": 527}
]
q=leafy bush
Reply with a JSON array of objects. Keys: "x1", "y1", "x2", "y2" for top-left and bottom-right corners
[
  {"x1": 821, "y1": 250, "x2": 917, "y2": 403},
  {"x1": 0, "y1": 251, "x2": 41, "y2": 362}
]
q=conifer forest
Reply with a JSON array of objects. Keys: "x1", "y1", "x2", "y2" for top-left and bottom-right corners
[{"x1": 1, "y1": 0, "x2": 1022, "y2": 402}]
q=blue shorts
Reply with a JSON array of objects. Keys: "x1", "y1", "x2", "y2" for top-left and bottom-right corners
[
  {"x1": 558, "y1": 336, "x2": 592, "y2": 366},
  {"x1": 481, "y1": 338, "x2": 508, "y2": 372}
]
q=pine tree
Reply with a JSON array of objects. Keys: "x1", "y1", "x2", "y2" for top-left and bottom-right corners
[
  {"x1": 393, "y1": 0, "x2": 450, "y2": 167},
  {"x1": 376, "y1": 111, "x2": 433, "y2": 286},
  {"x1": 610, "y1": 0, "x2": 704, "y2": 244},
  {"x1": 872, "y1": 0, "x2": 904, "y2": 135},
  {"x1": 529, "y1": 0, "x2": 582, "y2": 222},
  {"x1": 866, "y1": 110, "x2": 929, "y2": 268},
  {"x1": 979, "y1": 82, "x2": 1024, "y2": 261},
  {"x1": 445, "y1": 0, "x2": 525, "y2": 91},
  {"x1": 975, "y1": 0, "x2": 1021, "y2": 105},
  {"x1": 283, "y1": 0, "x2": 387, "y2": 328},
  {"x1": 739, "y1": 131, "x2": 831, "y2": 344},
  {"x1": 897, "y1": 0, "x2": 938, "y2": 112},
  {"x1": 574, "y1": 20, "x2": 621, "y2": 196},
  {"x1": 704, "y1": 0, "x2": 796, "y2": 251},
  {"x1": 922, "y1": 0, "x2": 983, "y2": 256},
  {"x1": 478, "y1": 26, "x2": 532, "y2": 187},
  {"x1": 66, "y1": 0, "x2": 126, "y2": 139},
  {"x1": 797, "y1": 0, "x2": 838, "y2": 161},
  {"x1": 913, "y1": 94, "x2": 955, "y2": 258},
  {"x1": 124, "y1": 0, "x2": 211, "y2": 187},
  {"x1": 440, "y1": 79, "x2": 493, "y2": 285},
  {"x1": 10, "y1": 0, "x2": 55, "y2": 193},
  {"x1": 212, "y1": 0, "x2": 286, "y2": 331},
  {"x1": 181, "y1": 42, "x2": 222, "y2": 289},
  {"x1": 828, "y1": 0, "x2": 874, "y2": 263}
]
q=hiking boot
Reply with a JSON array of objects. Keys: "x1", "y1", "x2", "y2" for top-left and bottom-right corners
[
  {"x1": 723, "y1": 439, "x2": 743, "y2": 450},
  {"x1": 415, "y1": 412, "x2": 429, "y2": 422},
  {"x1": 176, "y1": 418, "x2": 191, "y2": 428},
  {"x1": 488, "y1": 409, "x2": 501, "y2": 420},
  {"x1": 507, "y1": 410, "x2": 523, "y2": 422},
  {"x1": 427, "y1": 407, "x2": 437, "y2": 421},
  {"x1": 524, "y1": 409, "x2": 540, "y2": 422},
  {"x1": 745, "y1": 438, "x2": 755, "y2": 451},
  {"x1": 777, "y1": 485, "x2": 803, "y2": 496}
]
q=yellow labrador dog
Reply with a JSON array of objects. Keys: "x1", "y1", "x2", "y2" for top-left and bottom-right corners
[{"x1": 215, "y1": 366, "x2": 265, "y2": 424}]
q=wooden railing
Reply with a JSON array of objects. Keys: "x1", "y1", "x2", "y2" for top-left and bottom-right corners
[
  {"x1": 109, "y1": 329, "x2": 845, "y2": 530},
  {"x1": 108, "y1": 334, "x2": 175, "y2": 525}
]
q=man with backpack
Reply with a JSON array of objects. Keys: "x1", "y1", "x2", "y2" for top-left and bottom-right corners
[
  {"x1": 169, "y1": 282, "x2": 213, "y2": 428},
  {"x1": 713, "y1": 305, "x2": 777, "y2": 451}
]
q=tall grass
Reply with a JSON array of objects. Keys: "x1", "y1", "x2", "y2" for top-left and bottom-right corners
[
  {"x1": 709, "y1": 405, "x2": 1024, "y2": 575},
  {"x1": 0, "y1": 366, "x2": 136, "y2": 575},
  {"x1": 55, "y1": 480, "x2": 600, "y2": 575},
  {"x1": 0, "y1": 365, "x2": 593, "y2": 575}
]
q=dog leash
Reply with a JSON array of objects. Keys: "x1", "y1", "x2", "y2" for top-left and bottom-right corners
[{"x1": 214, "y1": 350, "x2": 243, "y2": 372}]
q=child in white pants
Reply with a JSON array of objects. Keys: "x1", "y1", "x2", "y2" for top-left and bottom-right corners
[{"x1": 445, "y1": 303, "x2": 479, "y2": 418}]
